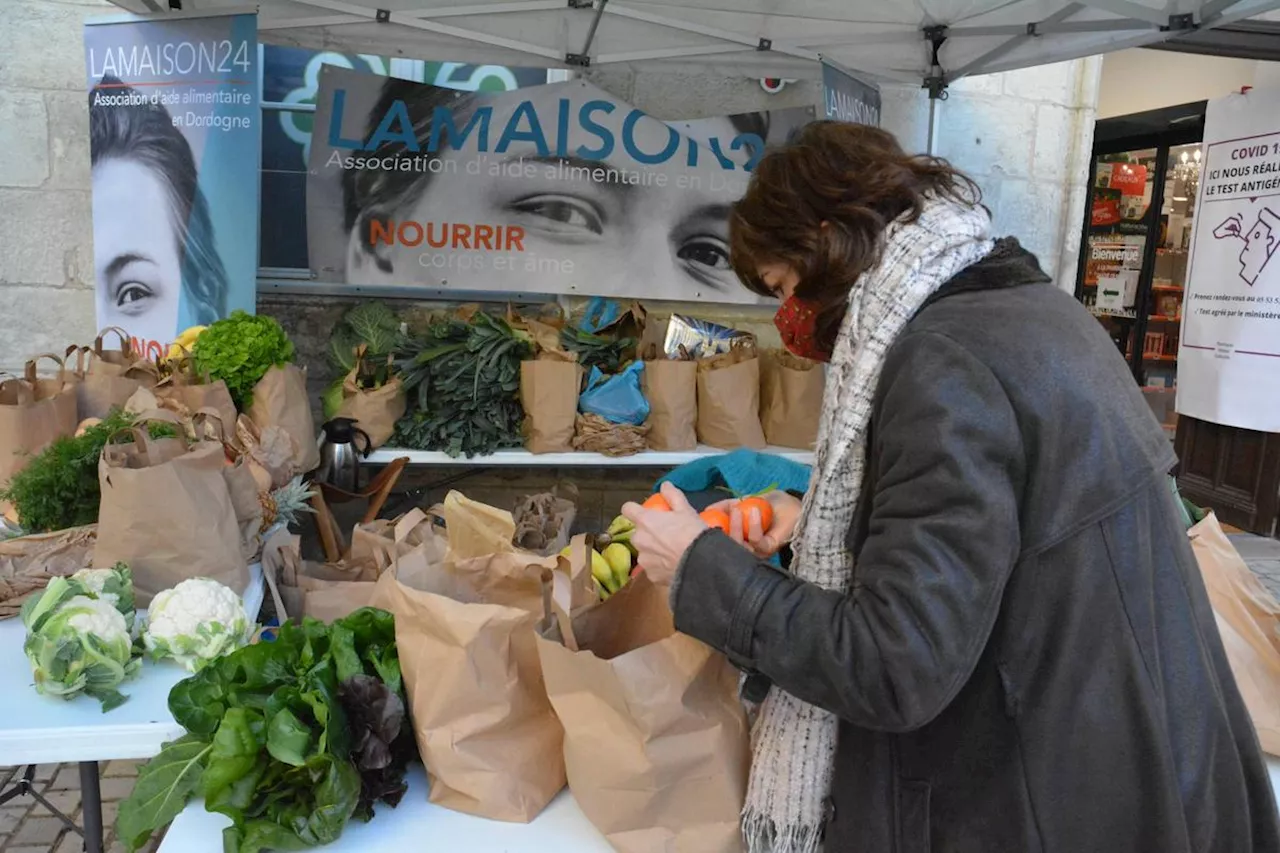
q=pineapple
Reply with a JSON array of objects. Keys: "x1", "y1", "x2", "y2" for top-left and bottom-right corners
[{"x1": 260, "y1": 476, "x2": 316, "y2": 533}]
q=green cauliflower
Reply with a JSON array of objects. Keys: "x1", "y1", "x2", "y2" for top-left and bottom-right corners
[
  {"x1": 22, "y1": 578, "x2": 140, "y2": 712},
  {"x1": 142, "y1": 578, "x2": 255, "y2": 673}
]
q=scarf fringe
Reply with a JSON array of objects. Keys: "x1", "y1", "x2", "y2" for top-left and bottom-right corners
[{"x1": 743, "y1": 810, "x2": 824, "y2": 853}]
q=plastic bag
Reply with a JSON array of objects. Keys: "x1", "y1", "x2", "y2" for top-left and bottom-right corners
[{"x1": 578, "y1": 363, "x2": 649, "y2": 426}]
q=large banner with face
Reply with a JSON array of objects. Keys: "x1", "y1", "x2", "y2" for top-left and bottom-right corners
[
  {"x1": 84, "y1": 12, "x2": 260, "y2": 360},
  {"x1": 307, "y1": 65, "x2": 813, "y2": 303}
]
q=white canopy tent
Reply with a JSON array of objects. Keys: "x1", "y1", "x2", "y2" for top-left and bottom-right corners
[{"x1": 101, "y1": 0, "x2": 1280, "y2": 93}]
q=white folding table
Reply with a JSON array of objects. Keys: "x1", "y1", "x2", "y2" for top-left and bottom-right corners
[
  {"x1": 156, "y1": 758, "x2": 1280, "y2": 852},
  {"x1": 0, "y1": 564, "x2": 265, "y2": 853},
  {"x1": 158, "y1": 767, "x2": 613, "y2": 852}
]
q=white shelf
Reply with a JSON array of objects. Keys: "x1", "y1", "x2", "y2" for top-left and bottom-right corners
[{"x1": 365, "y1": 446, "x2": 815, "y2": 467}]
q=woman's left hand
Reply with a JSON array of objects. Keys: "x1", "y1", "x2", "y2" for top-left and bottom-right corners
[{"x1": 620, "y1": 482, "x2": 708, "y2": 589}]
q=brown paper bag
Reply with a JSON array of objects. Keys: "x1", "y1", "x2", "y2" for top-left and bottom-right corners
[
  {"x1": 94, "y1": 421, "x2": 247, "y2": 606},
  {"x1": 642, "y1": 347, "x2": 697, "y2": 451},
  {"x1": 697, "y1": 343, "x2": 766, "y2": 450},
  {"x1": 369, "y1": 491, "x2": 565, "y2": 822},
  {"x1": 512, "y1": 486, "x2": 578, "y2": 556},
  {"x1": 80, "y1": 328, "x2": 160, "y2": 420},
  {"x1": 520, "y1": 354, "x2": 583, "y2": 454},
  {"x1": 1188, "y1": 512, "x2": 1280, "y2": 755},
  {"x1": 335, "y1": 372, "x2": 406, "y2": 451},
  {"x1": 247, "y1": 364, "x2": 320, "y2": 474},
  {"x1": 0, "y1": 525, "x2": 96, "y2": 620},
  {"x1": 349, "y1": 508, "x2": 447, "y2": 573},
  {"x1": 154, "y1": 375, "x2": 239, "y2": 437},
  {"x1": 759, "y1": 350, "x2": 826, "y2": 450},
  {"x1": 0, "y1": 356, "x2": 79, "y2": 500},
  {"x1": 261, "y1": 530, "x2": 379, "y2": 622},
  {"x1": 536, "y1": 570, "x2": 750, "y2": 853}
]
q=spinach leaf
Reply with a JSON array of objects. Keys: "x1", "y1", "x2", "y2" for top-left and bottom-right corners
[
  {"x1": 266, "y1": 708, "x2": 313, "y2": 767},
  {"x1": 201, "y1": 708, "x2": 264, "y2": 802},
  {"x1": 169, "y1": 665, "x2": 228, "y2": 737},
  {"x1": 116, "y1": 734, "x2": 212, "y2": 852}
]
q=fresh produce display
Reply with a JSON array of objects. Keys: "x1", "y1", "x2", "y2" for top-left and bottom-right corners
[
  {"x1": 142, "y1": 578, "x2": 255, "y2": 673},
  {"x1": 71, "y1": 564, "x2": 137, "y2": 631},
  {"x1": 116, "y1": 608, "x2": 415, "y2": 853},
  {"x1": 324, "y1": 303, "x2": 405, "y2": 420},
  {"x1": 21, "y1": 569, "x2": 141, "y2": 711},
  {"x1": 192, "y1": 311, "x2": 295, "y2": 411},
  {"x1": 393, "y1": 312, "x2": 532, "y2": 458},
  {"x1": 0, "y1": 410, "x2": 178, "y2": 533}
]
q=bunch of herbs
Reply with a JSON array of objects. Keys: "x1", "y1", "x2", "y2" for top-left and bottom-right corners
[
  {"x1": 0, "y1": 411, "x2": 177, "y2": 534},
  {"x1": 116, "y1": 608, "x2": 414, "y2": 853},
  {"x1": 392, "y1": 312, "x2": 531, "y2": 458}
]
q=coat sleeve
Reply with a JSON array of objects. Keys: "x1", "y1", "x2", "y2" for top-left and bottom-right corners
[{"x1": 670, "y1": 330, "x2": 1026, "y2": 732}]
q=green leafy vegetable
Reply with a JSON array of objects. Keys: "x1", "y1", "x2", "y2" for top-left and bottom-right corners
[
  {"x1": 115, "y1": 735, "x2": 213, "y2": 852},
  {"x1": 561, "y1": 325, "x2": 636, "y2": 374},
  {"x1": 393, "y1": 312, "x2": 531, "y2": 457},
  {"x1": 116, "y1": 608, "x2": 414, "y2": 853},
  {"x1": 324, "y1": 303, "x2": 407, "y2": 420},
  {"x1": 192, "y1": 310, "x2": 295, "y2": 411},
  {"x1": 0, "y1": 410, "x2": 177, "y2": 533}
]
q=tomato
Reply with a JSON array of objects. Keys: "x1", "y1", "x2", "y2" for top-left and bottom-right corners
[
  {"x1": 642, "y1": 493, "x2": 672, "y2": 512},
  {"x1": 699, "y1": 509, "x2": 732, "y2": 533},
  {"x1": 738, "y1": 496, "x2": 775, "y2": 533}
]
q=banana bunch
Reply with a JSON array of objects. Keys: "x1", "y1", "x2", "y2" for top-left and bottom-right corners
[{"x1": 167, "y1": 325, "x2": 207, "y2": 360}]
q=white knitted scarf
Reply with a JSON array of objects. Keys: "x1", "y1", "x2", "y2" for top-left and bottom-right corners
[{"x1": 743, "y1": 195, "x2": 994, "y2": 853}]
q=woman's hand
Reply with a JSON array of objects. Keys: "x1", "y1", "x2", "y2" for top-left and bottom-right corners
[
  {"x1": 711, "y1": 490, "x2": 804, "y2": 558},
  {"x1": 620, "y1": 483, "x2": 708, "y2": 589}
]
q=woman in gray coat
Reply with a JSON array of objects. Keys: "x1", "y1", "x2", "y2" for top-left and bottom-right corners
[{"x1": 623, "y1": 121, "x2": 1280, "y2": 853}]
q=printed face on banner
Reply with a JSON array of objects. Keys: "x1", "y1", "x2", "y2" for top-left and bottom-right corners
[
  {"x1": 84, "y1": 14, "x2": 260, "y2": 360},
  {"x1": 307, "y1": 67, "x2": 812, "y2": 303}
]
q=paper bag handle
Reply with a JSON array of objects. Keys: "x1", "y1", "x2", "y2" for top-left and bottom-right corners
[
  {"x1": 64, "y1": 345, "x2": 90, "y2": 377},
  {"x1": 191, "y1": 406, "x2": 231, "y2": 443},
  {"x1": 0, "y1": 375, "x2": 34, "y2": 406},
  {"x1": 392, "y1": 508, "x2": 429, "y2": 543},
  {"x1": 103, "y1": 425, "x2": 161, "y2": 464},
  {"x1": 95, "y1": 327, "x2": 133, "y2": 358},
  {"x1": 261, "y1": 549, "x2": 291, "y2": 626},
  {"x1": 24, "y1": 353, "x2": 67, "y2": 385}
]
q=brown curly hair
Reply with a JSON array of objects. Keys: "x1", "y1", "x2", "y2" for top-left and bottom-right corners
[{"x1": 730, "y1": 120, "x2": 983, "y2": 353}]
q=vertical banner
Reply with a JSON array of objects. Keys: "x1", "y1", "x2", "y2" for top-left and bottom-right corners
[
  {"x1": 85, "y1": 12, "x2": 260, "y2": 361},
  {"x1": 1177, "y1": 90, "x2": 1280, "y2": 431},
  {"x1": 821, "y1": 62, "x2": 881, "y2": 126}
]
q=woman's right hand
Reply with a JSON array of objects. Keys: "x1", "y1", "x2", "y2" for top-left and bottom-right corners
[{"x1": 712, "y1": 491, "x2": 804, "y2": 558}]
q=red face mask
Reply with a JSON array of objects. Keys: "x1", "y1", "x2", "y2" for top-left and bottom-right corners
[{"x1": 774, "y1": 297, "x2": 830, "y2": 362}]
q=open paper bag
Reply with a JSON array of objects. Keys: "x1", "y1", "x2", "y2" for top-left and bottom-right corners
[
  {"x1": 697, "y1": 341, "x2": 766, "y2": 450},
  {"x1": 520, "y1": 351, "x2": 583, "y2": 454},
  {"x1": 94, "y1": 413, "x2": 246, "y2": 606},
  {"x1": 0, "y1": 355, "x2": 79, "y2": 504},
  {"x1": 80, "y1": 328, "x2": 159, "y2": 420},
  {"x1": 349, "y1": 507, "x2": 448, "y2": 574},
  {"x1": 1188, "y1": 511, "x2": 1280, "y2": 755},
  {"x1": 261, "y1": 528, "x2": 380, "y2": 623},
  {"x1": 759, "y1": 350, "x2": 825, "y2": 450},
  {"x1": 336, "y1": 347, "x2": 406, "y2": 450},
  {"x1": 642, "y1": 344, "x2": 697, "y2": 451},
  {"x1": 247, "y1": 364, "x2": 320, "y2": 474},
  {"x1": 370, "y1": 491, "x2": 566, "y2": 822},
  {"x1": 536, "y1": 539, "x2": 750, "y2": 853}
]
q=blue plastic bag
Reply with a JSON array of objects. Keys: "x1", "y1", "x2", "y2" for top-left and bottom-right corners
[
  {"x1": 578, "y1": 362, "x2": 650, "y2": 426},
  {"x1": 580, "y1": 297, "x2": 624, "y2": 334}
]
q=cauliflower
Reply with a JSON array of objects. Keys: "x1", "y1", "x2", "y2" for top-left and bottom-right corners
[
  {"x1": 22, "y1": 580, "x2": 140, "y2": 711},
  {"x1": 70, "y1": 564, "x2": 136, "y2": 630},
  {"x1": 142, "y1": 578, "x2": 254, "y2": 673}
]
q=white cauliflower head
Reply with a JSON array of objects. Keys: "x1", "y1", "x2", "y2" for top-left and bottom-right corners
[
  {"x1": 64, "y1": 595, "x2": 129, "y2": 640},
  {"x1": 22, "y1": 582, "x2": 139, "y2": 710},
  {"x1": 70, "y1": 564, "x2": 136, "y2": 631},
  {"x1": 142, "y1": 578, "x2": 254, "y2": 673}
]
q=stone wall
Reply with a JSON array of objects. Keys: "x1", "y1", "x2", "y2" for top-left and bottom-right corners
[{"x1": 0, "y1": 0, "x2": 114, "y2": 372}]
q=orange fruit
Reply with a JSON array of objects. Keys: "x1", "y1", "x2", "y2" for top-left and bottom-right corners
[
  {"x1": 643, "y1": 493, "x2": 672, "y2": 512},
  {"x1": 739, "y1": 496, "x2": 774, "y2": 532},
  {"x1": 699, "y1": 509, "x2": 732, "y2": 533}
]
